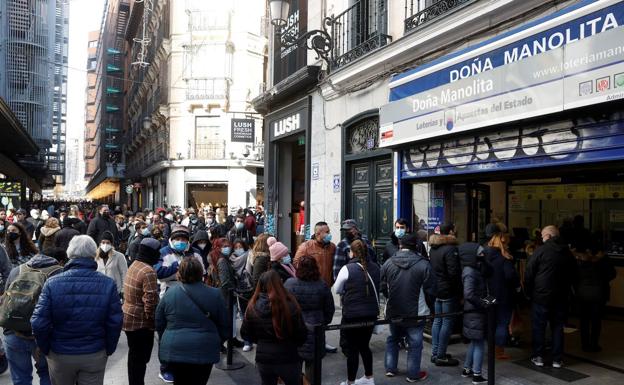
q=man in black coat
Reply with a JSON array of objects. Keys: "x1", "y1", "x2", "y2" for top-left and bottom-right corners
[
  {"x1": 524, "y1": 225, "x2": 578, "y2": 368},
  {"x1": 428, "y1": 223, "x2": 461, "y2": 366},
  {"x1": 55, "y1": 217, "x2": 81, "y2": 251},
  {"x1": 380, "y1": 233, "x2": 435, "y2": 381},
  {"x1": 86, "y1": 204, "x2": 119, "y2": 246}
]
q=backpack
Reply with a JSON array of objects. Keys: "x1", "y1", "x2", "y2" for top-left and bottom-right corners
[{"x1": 0, "y1": 264, "x2": 63, "y2": 332}]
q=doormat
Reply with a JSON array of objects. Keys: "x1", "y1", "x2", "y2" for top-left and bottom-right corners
[{"x1": 513, "y1": 359, "x2": 589, "y2": 382}]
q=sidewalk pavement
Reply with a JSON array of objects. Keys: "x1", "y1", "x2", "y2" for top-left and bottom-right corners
[{"x1": 1, "y1": 311, "x2": 621, "y2": 385}]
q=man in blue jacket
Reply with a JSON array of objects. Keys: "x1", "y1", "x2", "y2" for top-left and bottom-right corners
[{"x1": 31, "y1": 235, "x2": 122, "y2": 385}]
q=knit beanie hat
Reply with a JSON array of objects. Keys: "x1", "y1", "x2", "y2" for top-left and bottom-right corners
[
  {"x1": 138, "y1": 237, "x2": 162, "y2": 265},
  {"x1": 101, "y1": 231, "x2": 114, "y2": 243},
  {"x1": 269, "y1": 240, "x2": 289, "y2": 262},
  {"x1": 267, "y1": 236, "x2": 277, "y2": 247}
]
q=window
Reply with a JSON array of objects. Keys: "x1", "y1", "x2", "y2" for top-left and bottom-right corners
[
  {"x1": 88, "y1": 40, "x2": 98, "y2": 48},
  {"x1": 88, "y1": 59, "x2": 96, "y2": 70}
]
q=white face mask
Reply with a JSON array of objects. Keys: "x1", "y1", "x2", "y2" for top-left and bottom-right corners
[
  {"x1": 100, "y1": 244, "x2": 112, "y2": 253},
  {"x1": 198, "y1": 243, "x2": 207, "y2": 250}
]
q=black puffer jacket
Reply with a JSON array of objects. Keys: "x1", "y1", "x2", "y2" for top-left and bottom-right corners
[
  {"x1": 483, "y1": 246, "x2": 520, "y2": 306},
  {"x1": 340, "y1": 258, "x2": 380, "y2": 320},
  {"x1": 240, "y1": 293, "x2": 307, "y2": 364},
  {"x1": 381, "y1": 249, "x2": 435, "y2": 320},
  {"x1": 460, "y1": 243, "x2": 487, "y2": 340},
  {"x1": 524, "y1": 237, "x2": 578, "y2": 306},
  {"x1": 284, "y1": 278, "x2": 335, "y2": 361},
  {"x1": 54, "y1": 225, "x2": 80, "y2": 251},
  {"x1": 429, "y1": 234, "x2": 461, "y2": 300}
]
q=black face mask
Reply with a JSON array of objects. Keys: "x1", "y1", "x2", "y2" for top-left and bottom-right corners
[
  {"x1": 8, "y1": 232, "x2": 20, "y2": 242},
  {"x1": 102, "y1": 212, "x2": 110, "y2": 218}
]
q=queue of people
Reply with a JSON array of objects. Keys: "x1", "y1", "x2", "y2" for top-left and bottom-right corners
[{"x1": 0, "y1": 201, "x2": 618, "y2": 385}]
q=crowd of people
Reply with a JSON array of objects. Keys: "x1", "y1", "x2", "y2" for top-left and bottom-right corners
[{"x1": 0, "y1": 202, "x2": 618, "y2": 385}]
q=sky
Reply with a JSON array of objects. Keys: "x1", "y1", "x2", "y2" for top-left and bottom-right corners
[
  {"x1": 66, "y1": 0, "x2": 106, "y2": 142},
  {"x1": 65, "y1": 0, "x2": 106, "y2": 190}
]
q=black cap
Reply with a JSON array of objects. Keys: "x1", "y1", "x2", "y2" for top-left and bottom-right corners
[
  {"x1": 485, "y1": 223, "x2": 501, "y2": 240},
  {"x1": 400, "y1": 233, "x2": 420, "y2": 251},
  {"x1": 340, "y1": 219, "x2": 358, "y2": 231},
  {"x1": 101, "y1": 231, "x2": 114, "y2": 243},
  {"x1": 138, "y1": 238, "x2": 161, "y2": 265}
]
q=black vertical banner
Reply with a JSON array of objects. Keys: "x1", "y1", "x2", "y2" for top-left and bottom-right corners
[{"x1": 273, "y1": 0, "x2": 308, "y2": 84}]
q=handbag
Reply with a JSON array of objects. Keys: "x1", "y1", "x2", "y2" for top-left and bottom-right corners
[
  {"x1": 356, "y1": 263, "x2": 385, "y2": 334},
  {"x1": 180, "y1": 284, "x2": 212, "y2": 320}
]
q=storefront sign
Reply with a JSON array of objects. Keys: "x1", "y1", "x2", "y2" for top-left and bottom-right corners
[
  {"x1": 231, "y1": 119, "x2": 255, "y2": 143},
  {"x1": 381, "y1": 0, "x2": 624, "y2": 147},
  {"x1": 267, "y1": 98, "x2": 309, "y2": 142},
  {"x1": 509, "y1": 183, "x2": 624, "y2": 201}
]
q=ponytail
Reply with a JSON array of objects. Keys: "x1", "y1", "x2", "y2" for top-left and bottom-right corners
[{"x1": 350, "y1": 239, "x2": 370, "y2": 296}]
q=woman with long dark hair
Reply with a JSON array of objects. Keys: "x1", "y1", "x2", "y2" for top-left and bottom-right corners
[
  {"x1": 4, "y1": 222, "x2": 38, "y2": 268},
  {"x1": 241, "y1": 270, "x2": 307, "y2": 385},
  {"x1": 333, "y1": 239, "x2": 380, "y2": 385}
]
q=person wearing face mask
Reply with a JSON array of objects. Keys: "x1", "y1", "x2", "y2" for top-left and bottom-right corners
[
  {"x1": 382, "y1": 218, "x2": 409, "y2": 265},
  {"x1": 126, "y1": 222, "x2": 151, "y2": 264},
  {"x1": 188, "y1": 214, "x2": 205, "y2": 237},
  {"x1": 268, "y1": 237, "x2": 296, "y2": 283},
  {"x1": 95, "y1": 231, "x2": 128, "y2": 297},
  {"x1": 294, "y1": 221, "x2": 336, "y2": 288},
  {"x1": 87, "y1": 204, "x2": 119, "y2": 246},
  {"x1": 4, "y1": 223, "x2": 38, "y2": 268},
  {"x1": 28, "y1": 209, "x2": 44, "y2": 242},
  {"x1": 230, "y1": 239, "x2": 254, "y2": 351},
  {"x1": 226, "y1": 215, "x2": 253, "y2": 247},
  {"x1": 123, "y1": 238, "x2": 161, "y2": 385},
  {"x1": 333, "y1": 219, "x2": 377, "y2": 282},
  {"x1": 191, "y1": 230, "x2": 211, "y2": 270},
  {"x1": 116, "y1": 214, "x2": 131, "y2": 255}
]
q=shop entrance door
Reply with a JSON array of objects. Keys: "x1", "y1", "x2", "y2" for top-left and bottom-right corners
[
  {"x1": 345, "y1": 156, "x2": 393, "y2": 260},
  {"x1": 452, "y1": 184, "x2": 491, "y2": 243}
]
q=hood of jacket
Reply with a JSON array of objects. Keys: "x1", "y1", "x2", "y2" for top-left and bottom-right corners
[
  {"x1": 253, "y1": 293, "x2": 272, "y2": 317},
  {"x1": 543, "y1": 236, "x2": 568, "y2": 254},
  {"x1": 429, "y1": 234, "x2": 458, "y2": 248},
  {"x1": 27, "y1": 254, "x2": 61, "y2": 269},
  {"x1": 391, "y1": 249, "x2": 425, "y2": 269},
  {"x1": 40, "y1": 226, "x2": 61, "y2": 237},
  {"x1": 459, "y1": 242, "x2": 484, "y2": 269},
  {"x1": 192, "y1": 230, "x2": 209, "y2": 244}
]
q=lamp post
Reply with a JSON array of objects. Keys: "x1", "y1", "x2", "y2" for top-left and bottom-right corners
[{"x1": 269, "y1": 0, "x2": 333, "y2": 65}]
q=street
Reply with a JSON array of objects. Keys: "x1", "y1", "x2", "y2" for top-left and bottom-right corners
[{"x1": 2, "y1": 310, "x2": 623, "y2": 385}]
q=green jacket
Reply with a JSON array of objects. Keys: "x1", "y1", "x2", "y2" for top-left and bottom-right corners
[{"x1": 156, "y1": 283, "x2": 228, "y2": 364}]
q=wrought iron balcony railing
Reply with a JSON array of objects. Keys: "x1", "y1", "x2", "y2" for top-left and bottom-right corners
[
  {"x1": 192, "y1": 141, "x2": 227, "y2": 160},
  {"x1": 330, "y1": 0, "x2": 391, "y2": 70},
  {"x1": 185, "y1": 78, "x2": 230, "y2": 101},
  {"x1": 404, "y1": 0, "x2": 476, "y2": 33}
]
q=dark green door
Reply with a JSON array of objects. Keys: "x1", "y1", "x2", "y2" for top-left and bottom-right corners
[{"x1": 346, "y1": 156, "x2": 394, "y2": 262}]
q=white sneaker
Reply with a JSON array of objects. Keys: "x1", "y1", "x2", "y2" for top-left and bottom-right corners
[
  {"x1": 553, "y1": 361, "x2": 563, "y2": 368},
  {"x1": 354, "y1": 376, "x2": 375, "y2": 385},
  {"x1": 242, "y1": 344, "x2": 253, "y2": 352},
  {"x1": 531, "y1": 357, "x2": 544, "y2": 367}
]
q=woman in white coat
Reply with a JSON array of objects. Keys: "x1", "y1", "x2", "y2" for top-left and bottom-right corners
[{"x1": 95, "y1": 230, "x2": 128, "y2": 297}]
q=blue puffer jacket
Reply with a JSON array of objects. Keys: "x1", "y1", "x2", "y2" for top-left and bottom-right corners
[{"x1": 31, "y1": 258, "x2": 123, "y2": 356}]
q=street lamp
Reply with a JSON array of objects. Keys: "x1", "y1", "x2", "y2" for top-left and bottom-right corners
[{"x1": 268, "y1": 0, "x2": 333, "y2": 65}]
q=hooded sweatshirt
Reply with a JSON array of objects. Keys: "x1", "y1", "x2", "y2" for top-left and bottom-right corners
[{"x1": 380, "y1": 249, "x2": 435, "y2": 319}]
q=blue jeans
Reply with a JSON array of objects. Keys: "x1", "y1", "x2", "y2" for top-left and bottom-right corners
[
  {"x1": 385, "y1": 322, "x2": 424, "y2": 378},
  {"x1": 4, "y1": 333, "x2": 51, "y2": 385},
  {"x1": 532, "y1": 302, "x2": 566, "y2": 362},
  {"x1": 431, "y1": 298, "x2": 457, "y2": 358},
  {"x1": 495, "y1": 304, "x2": 513, "y2": 347},
  {"x1": 464, "y1": 339, "x2": 485, "y2": 375}
]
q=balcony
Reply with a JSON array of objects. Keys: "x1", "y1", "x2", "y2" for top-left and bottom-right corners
[
  {"x1": 186, "y1": 78, "x2": 230, "y2": 101},
  {"x1": 191, "y1": 141, "x2": 226, "y2": 160},
  {"x1": 330, "y1": 0, "x2": 391, "y2": 70},
  {"x1": 404, "y1": 0, "x2": 476, "y2": 33}
]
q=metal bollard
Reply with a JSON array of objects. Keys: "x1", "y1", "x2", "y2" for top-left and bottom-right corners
[
  {"x1": 487, "y1": 304, "x2": 496, "y2": 385},
  {"x1": 312, "y1": 325, "x2": 324, "y2": 385},
  {"x1": 216, "y1": 290, "x2": 244, "y2": 370}
]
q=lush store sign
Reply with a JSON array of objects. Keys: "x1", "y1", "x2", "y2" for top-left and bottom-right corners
[{"x1": 380, "y1": 0, "x2": 624, "y2": 147}]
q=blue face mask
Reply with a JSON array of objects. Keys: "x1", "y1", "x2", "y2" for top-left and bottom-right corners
[
  {"x1": 394, "y1": 228, "x2": 406, "y2": 239},
  {"x1": 323, "y1": 233, "x2": 332, "y2": 244},
  {"x1": 235, "y1": 222, "x2": 244, "y2": 230},
  {"x1": 142, "y1": 228, "x2": 150, "y2": 236},
  {"x1": 234, "y1": 248, "x2": 245, "y2": 257},
  {"x1": 282, "y1": 255, "x2": 292, "y2": 265},
  {"x1": 222, "y1": 247, "x2": 232, "y2": 256},
  {"x1": 173, "y1": 241, "x2": 188, "y2": 252}
]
